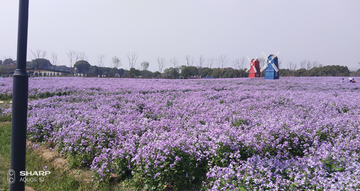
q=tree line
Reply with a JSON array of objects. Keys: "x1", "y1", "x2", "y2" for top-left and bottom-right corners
[{"x1": 1, "y1": 50, "x2": 360, "y2": 77}]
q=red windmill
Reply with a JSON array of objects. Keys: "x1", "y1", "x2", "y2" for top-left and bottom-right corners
[{"x1": 246, "y1": 57, "x2": 261, "y2": 78}]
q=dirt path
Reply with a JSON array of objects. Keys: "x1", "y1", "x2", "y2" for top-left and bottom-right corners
[{"x1": 26, "y1": 140, "x2": 93, "y2": 184}]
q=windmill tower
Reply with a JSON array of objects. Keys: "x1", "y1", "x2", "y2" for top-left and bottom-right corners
[
  {"x1": 246, "y1": 57, "x2": 261, "y2": 78},
  {"x1": 260, "y1": 52, "x2": 280, "y2": 80}
]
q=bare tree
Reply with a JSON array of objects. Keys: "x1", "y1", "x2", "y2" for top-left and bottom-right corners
[
  {"x1": 287, "y1": 61, "x2": 298, "y2": 70},
  {"x1": 240, "y1": 57, "x2": 246, "y2": 70},
  {"x1": 51, "y1": 52, "x2": 58, "y2": 71},
  {"x1": 299, "y1": 59, "x2": 306, "y2": 69},
  {"x1": 233, "y1": 58, "x2": 240, "y2": 70},
  {"x1": 198, "y1": 55, "x2": 205, "y2": 68},
  {"x1": 30, "y1": 49, "x2": 47, "y2": 59},
  {"x1": 258, "y1": 57, "x2": 265, "y2": 68},
  {"x1": 233, "y1": 57, "x2": 246, "y2": 70},
  {"x1": 207, "y1": 58, "x2": 215, "y2": 68},
  {"x1": 217, "y1": 55, "x2": 228, "y2": 68},
  {"x1": 312, "y1": 61, "x2": 320, "y2": 68},
  {"x1": 67, "y1": 50, "x2": 76, "y2": 75},
  {"x1": 112, "y1": 56, "x2": 121, "y2": 69},
  {"x1": 278, "y1": 59, "x2": 282, "y2": 69},
  {"x1": 185, "y1": 55, "x2": 195, "y2": 67},
  {"x1": 169, "y1": 57, "x2": 179, "y2": 68},
  {"x1": 76, "y1": 52, "x2": 86, "y2": 62},
  {"x1": 98, "y1": 54, "x2": 106, "y2": 77},
  {"x1": 197, "y1": 55, "x2": 205, "y2": 77},
  {"x1": 306, "y1": 60, "x2": 312, "y2": 70},
  {"x1": 127, "y1": 52, "x2": 138, "y2": 69},
  {"x1": 157, "y1": 57, "x2": 166, "y2": 73}
]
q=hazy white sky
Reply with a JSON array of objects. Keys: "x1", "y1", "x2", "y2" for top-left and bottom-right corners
[{"x1": 1, "y1": 0, "x2": 359, "y2": 72}]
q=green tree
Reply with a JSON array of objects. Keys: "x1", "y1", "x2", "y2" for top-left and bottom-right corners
[
  {"x1": 201, "y1": 68, "x2": 213, "y2": 78},
  {"x1": 211, "y1": 68, "x2": 222, "y2": 78},
  {"x1": 112, "y1": 56, "x2": 121, "y2": 69},
  {"x1": 222, "y1": 69, "x2": 233, "y2": 78},
  {"x1": 109, "y1": 67, "x2": 118, "y2": 77},
  {"x1": 230, "y1": 69, "x2": 240, "y2": 78},
  {"x1": 122, "y1": 70, "x2": 129, "y2": 78},
  {"x1": 279, "y1": 69, "x2": 293, "y2": 76},
  {"x1": 30, "y1": 58, "x2": 52, "y2": 70},
  {"x1": 118, "y1": 68, "x2": 125, "y2": 77},
  {"x1": 74, "y1": 60, "x2": 91, "y2": 74},
  {"x1": 153, "y1": 71, "x2": 161, "y2": 78},
  {"x1": 141, "y1": 61, "x2": 150, "y2": 71},
  {"x1": 180, "y1": 65, "x2": 190, "y2": 78},
  {"x1": 164, "y1": 67, "x2": 179, "y2": 79},
  {"x1": 355, "y1": 69, "x2": 360, "y2": 76},
  {"x1": 3, "y1": 58, "x2": 14, "y2": 65},
  {"x1": 129, "y1": 68, "x2": 140, "y2": 78},
  {"x1": 294, "y1": 68, "x2": 308, "y2": 76},
  {"x1": 238, "y1": 69, "x2": 248, "y2": 77},
  {"x1": 141, "y1": 70, "x2": 153, "y2": 78},
  {"x1": 88, "y1": 66, "x2": 99, "y2": 76},
  {"x1": 180, "y1": 65, "x2": 198, "y2": 78}
]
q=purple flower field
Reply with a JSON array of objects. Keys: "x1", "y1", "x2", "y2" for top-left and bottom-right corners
[{"x1": 1, "y1": 77, "x2": 360, "y2": 190}]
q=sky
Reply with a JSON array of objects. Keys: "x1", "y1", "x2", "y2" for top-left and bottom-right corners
[{"x1": 1, "y1": 0, "x2": 360, "y2": 72}]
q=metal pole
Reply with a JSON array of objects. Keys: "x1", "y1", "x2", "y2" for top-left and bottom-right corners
[{"x1": 10, "y1": 0, "x2": 29, "y2": 190}]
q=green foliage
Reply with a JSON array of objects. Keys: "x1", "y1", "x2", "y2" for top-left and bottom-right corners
[
  {"x1": 279, "y1": 69, "x2": 293, "y2": 76},
  {"x1": 151, "y1": 71, "x2": 161, "y2": 78},
  {"x1": 293, "y1": 65, "x2": 350, "y2": 77},
  {"x1": 211, "y1": 68, "x2": 222, "y2": 78},
  {"x1": 201, "y1": 68, "x2": 213, "y2": 78},
  {"x1": 322, "y1": 158, "x2": 345, "y2": 174},
  {"x1": 0, "y1": 114, "x2": 11, "y2": 122},
  {"x1": 0, "y1": 93, "x2": 12, "y2": 100},
  {"x1": 294, "y1": 68, "x2": 308, "y2": 77},
  {"x1": 3, "y1": 58, "x2": 14, "y2": 65},
  {"x1": 74, "y1": 60, "x2": 91, "y2": 74},
  {"x1": 166, "y1": 100, "x2": 173, "y2": 107},
  {"x1": 212, "y1": 143, "x2": 233, "y2": 167},
  {"x1": 129, "y1": 68, "x2": 141, "y2": 78},
  {"x1": 112, "y1": 154, "x2": 134, "y2": 181},
  {"x1": 141, "y1": 62, "x2": 150, "y2": 71},
  {"x1": 141, "y1": 70, "x2": 154, "y2": 78},
  {"x1": 355, "y1": 68, "x2": 360, "y2": 76},
  {"x1": 29, "y1": 58, "x2": 52, "y2": 70},
  {"x1": 133, "y1": 148, "x2": 208, "y2": 191},
  {"x1": 27, "y1": 123, "x2": 53, "y2": 142},
  {"x1": 231, "y1": 119, "x2": 249, "y2": 127},
  {"x1": 180, "y1": 66, "x2": 198, "y2": 78},
  {"x1": 163, "y1": 67, "x2": 179, "y2": 79},
  {"x1": 86, "y1": 65, "x2": 98, "y2": 76},
  {"x1": 0, "y1": 123, "x2": 12, "y2": 191}
]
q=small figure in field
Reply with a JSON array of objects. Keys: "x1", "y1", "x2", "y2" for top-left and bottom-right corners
[
  {"x1": 341, "y1": 78, "x2": 344, "y2": 83},
  {"x1": 349, "y1": 78, "x2": 356, "y2": 83}
]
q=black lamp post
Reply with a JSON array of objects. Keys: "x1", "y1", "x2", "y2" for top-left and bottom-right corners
[{"x1": 9, "y1": 0, "x2": 29, "y2": 190}]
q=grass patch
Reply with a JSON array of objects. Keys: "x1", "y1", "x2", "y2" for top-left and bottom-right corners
[
  {"x1": 0, "y1": 122, "x2": 131, "y2": 191},
  {"x1": 0, "y1": 122, "x2": 11, "y2": 191}
]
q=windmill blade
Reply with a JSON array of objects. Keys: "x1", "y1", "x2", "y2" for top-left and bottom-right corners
[
  {"x1": 246, "y1": 68, "x2": 250, "y2": 72},
  {"x1": 271, "y1": 63, "x2": 279, "y2": 72},
  {"x1": 274, "y1": 51, "x2": 280, "y2": 57},
  {"x1": 247, "y1": 57, "x2": 251, "y2": 63},
  {"x1": 269, "y1": 51, "x2": 280, "y2": 62},
  {"x1": 252, "y1": 65, "x2": 257, "y2": 73},
  {"x1": 262, "y1": 52, "x2": 268, "y2": 61},
  {"x1": 260, "y1": 64, "x2": 267, "y2": 72}
]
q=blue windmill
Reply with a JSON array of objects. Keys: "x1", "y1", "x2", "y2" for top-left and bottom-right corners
[{"x1": 260, "y1": 52, "x2": 280, "y2": 80}]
